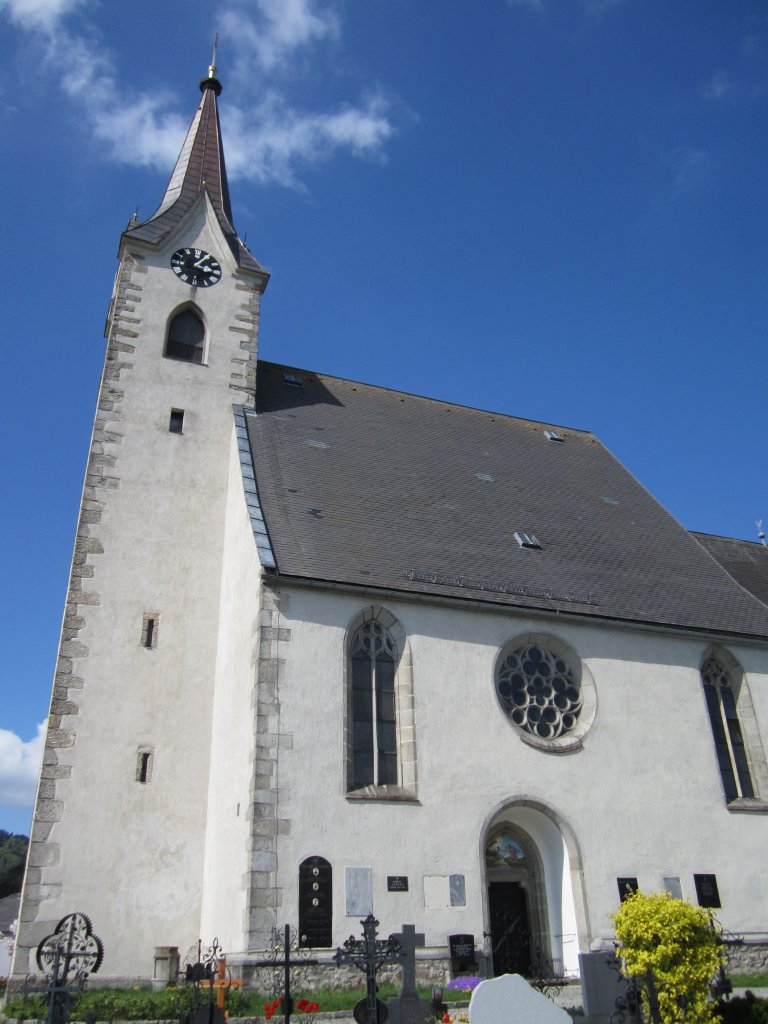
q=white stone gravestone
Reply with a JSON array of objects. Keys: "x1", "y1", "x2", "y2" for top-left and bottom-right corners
[{"x1": 469, "y1": 974, "x2": 573, "y2": 1024}]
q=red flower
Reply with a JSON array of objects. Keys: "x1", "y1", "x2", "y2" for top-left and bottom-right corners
[{"x1": 442, "y1": 1014, "x2": 452, "y2": 1023}]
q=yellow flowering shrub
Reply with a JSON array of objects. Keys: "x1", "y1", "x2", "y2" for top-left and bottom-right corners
[{"x1": 613, "y1": 890, "x2": 721, "y2": 1024}]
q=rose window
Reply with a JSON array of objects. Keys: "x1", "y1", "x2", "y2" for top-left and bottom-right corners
[{"x1": 496, "y1": 643, "x2": 582, "y2": 739}]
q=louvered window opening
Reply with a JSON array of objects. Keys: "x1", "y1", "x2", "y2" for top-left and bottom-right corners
[
  {"x1": 702, "y1": 657, "x2": 754, "y2": 802},
  {"x1": 351, "y1": 622, "x2": 398, "y2": 787}
]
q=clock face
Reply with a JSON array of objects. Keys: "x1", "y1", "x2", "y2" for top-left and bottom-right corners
[{"x1": 170, "y1": 248, "x2": 222, "y2": 287}]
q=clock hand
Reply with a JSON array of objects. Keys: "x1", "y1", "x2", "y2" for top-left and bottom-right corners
[{"x1": 193, "y1": 256, "x2": 212, "y2": 269}]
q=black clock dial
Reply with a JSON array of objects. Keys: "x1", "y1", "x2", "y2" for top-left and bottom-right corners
[{"x1": 170, "y1": 248, "x2": 222, "y2": 287}]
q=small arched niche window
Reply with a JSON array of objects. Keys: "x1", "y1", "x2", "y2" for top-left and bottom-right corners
[
  {"x1": 701, "y1": 650, "x2": 767, "y2": 806},
  {"x1": 346, "y1": 607, "x2": 417, "y2": 800},
  {"x1": 165, "y1": 307, "x2": 205, "y2": 364}
]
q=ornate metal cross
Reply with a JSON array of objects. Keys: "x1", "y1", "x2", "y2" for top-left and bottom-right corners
[
  {"x1": 334, "y1": 914, "x2": 404, "y2": 1024},
  {"x1": 250, "y1": 924, "x2": 319, "y2": 1024},
  {"x1": 27, "y1": 913, "x2": 103, "y2": 1024}
]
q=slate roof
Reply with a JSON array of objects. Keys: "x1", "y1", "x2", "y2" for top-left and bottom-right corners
[
  {"x1": 692, "y1": 533, "x2": 768, "y2": 610},
  {"x1": 244, "y1": 362, "x2": 768, "y2": 641},
  {"x1": 124, "y1": 76, "x2": 267, "y2": 278}
]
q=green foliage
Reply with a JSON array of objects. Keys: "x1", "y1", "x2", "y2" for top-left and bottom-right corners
[
  {"x1": 0, "y1": 830, "x2": 29, "y2": 899},
  {"x1": 613, "y1": 890, "x2": 722, "y2": 1024},
  {"x1": 1, "y1": 982, "x2": 460, "y2": 1021},
  {"x1": 717, "y1": 993, "x2": 768, "y2": 1024}
]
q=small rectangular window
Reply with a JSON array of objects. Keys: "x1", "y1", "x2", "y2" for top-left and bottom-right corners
[
  {"x1": 544, "y1": 430, "x2": 565, "y2": 442},
  {"x1": 283, "y1": 373, "x2": 304, "y2": 388},
  {"x1": 514, "y1": 531, "x2": 542, "y2": 549},
  {"x1": 169, "y1": 409, "x2": 184, "y2": 434},
  {"x1": 141, "y1": 614, "x2": 159, "y2": 649},
  {"x1": 136, "y1": 747, "x2": 154, "y2": 784}
]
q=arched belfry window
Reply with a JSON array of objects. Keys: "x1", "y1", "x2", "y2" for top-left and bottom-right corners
[
  {"x1": 701, "y1": 652, "x2": 760, "y2": 803},
  {"x1": 345, "y1": 607, "x2": 417, "y2": 800},
  {"x1": 165, "y1": 307, "x2": 205, "y2": 364}
]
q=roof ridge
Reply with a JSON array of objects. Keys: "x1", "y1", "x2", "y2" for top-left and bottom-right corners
[{"x1": 258, "y1": 360, "x2": 594, "y2": 435}]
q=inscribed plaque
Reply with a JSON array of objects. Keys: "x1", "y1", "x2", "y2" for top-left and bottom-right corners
[
  {"x1": 662, "y1": 875, "x2": 682, "y2": 900},
  {"x1": 449, "y1": 874, "x2": 466, "y2": 907},
  {"x1": 345, "y1": 867, "x2": 373, "y2": 916},
  {"x1": 423, "y1": 875, "x2": 450, "y2": 909}
]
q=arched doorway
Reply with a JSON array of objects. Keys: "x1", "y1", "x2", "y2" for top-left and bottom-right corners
[
  {"x1": 482, "y1": 802, "x2": 583, "y2": 978},
  {"x1": 485, "y1": 824, "x2": 547, "y2": 976}
]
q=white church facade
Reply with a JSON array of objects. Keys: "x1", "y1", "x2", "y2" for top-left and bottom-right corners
[{"x1": 12, "y1": 64, "x2": 768, "y2": 985}]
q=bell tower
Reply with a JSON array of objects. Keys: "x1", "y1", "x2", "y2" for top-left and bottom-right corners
[{"x1": 13, "y1": 58, "x2": 269, "y2": 979}]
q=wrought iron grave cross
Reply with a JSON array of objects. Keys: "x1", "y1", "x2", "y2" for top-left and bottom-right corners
[
  {"x1": 28, "y1": 913, "x2": 104, "y2": 1024},
  {"x1": 334, "y1": 914, "x2": 404, "y2": 1024},
  {"x1": 250, "y1": 924, "x2": 319, "y2": 1024}
]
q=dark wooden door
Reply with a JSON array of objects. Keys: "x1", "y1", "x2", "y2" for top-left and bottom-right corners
[{"x1": 488, "y1": 881, "x2": 531, "y2": 977}]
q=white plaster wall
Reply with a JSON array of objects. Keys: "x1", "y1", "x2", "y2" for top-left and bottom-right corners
[
  {"x1": 24, "y1": 198, "x2": 263, "y2": 979},
  {"x1": 200, "y1": 428, "x2": 264, "y2": 951},
  {"x1": 269, "y1": 585, "x2": 768, "y2": 960}
]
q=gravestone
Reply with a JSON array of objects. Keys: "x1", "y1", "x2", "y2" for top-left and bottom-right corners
[
  {"x1": 386, "y1": 925, "x2": 431, "y2": 1024},
  {"x1": 468, "y1": 974, "x2": 572, "y2": 1024},
  {"x1": 579, "y1": 952, "x2": 628, "y2": 1024},
  {"x1": 449, "y1": 934, "x2": 477, "y2": 974}
]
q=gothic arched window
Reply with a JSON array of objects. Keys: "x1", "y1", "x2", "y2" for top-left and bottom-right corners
[
  {"x1": 351, "y1": 621, "x2": 397, "y2": 787},
  {"x1": 345, "y1": 607, "x2": 417, "y2": 798},
  {"x1": 165, "y1": 307, "x2": 205, "y2": 364},
  {"x1": 702, "y1": 655, "x2": 755, "y2": 802}
]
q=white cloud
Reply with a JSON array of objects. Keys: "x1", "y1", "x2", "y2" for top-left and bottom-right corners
[
  {"x1": 0, "y1": 0, "x2": 85, "y2": 30},
  {"x1": 222, "y1": 0, "x2": 340, "y2": 73},
  {"x1": 0, "y1": 722, "x2": 45, "y2": 808},
  {"x1": 225, "y1": 90, "x2": 394, "y2": 189},
  {"x1": 0, "y1": 0, "x2": 395, "y2": 189},
  {"x1": 704, "y1": 70, "x2": 732, "y2": 101}
]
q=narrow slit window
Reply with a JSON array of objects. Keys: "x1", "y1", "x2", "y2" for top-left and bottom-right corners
[
  {"x1": 136, "y1": 748, "x2": 154, "y2": 784},
  {"x1": 141, "y1": 614, "x2": 159, "y2": 649},
  {"x1": 169, "y1": 409, "x2": 184, "y2": 434}
]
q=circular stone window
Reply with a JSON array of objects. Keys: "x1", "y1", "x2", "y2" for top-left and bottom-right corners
[{"x1": 495, "y1": 636, "x2": 596, "y2": 751}]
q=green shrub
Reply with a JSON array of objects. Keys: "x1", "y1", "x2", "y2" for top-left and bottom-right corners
[{"x1": 613, "y1": 890, "x2": 722, "y2": 1024}]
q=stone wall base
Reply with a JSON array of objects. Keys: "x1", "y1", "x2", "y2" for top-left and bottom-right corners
[
  {"x1": 726, "y1": 941, "x2": 768, "y2": 974},
  {"x1": 233, "y1": 957, "x2": 459, "y2": 992}
]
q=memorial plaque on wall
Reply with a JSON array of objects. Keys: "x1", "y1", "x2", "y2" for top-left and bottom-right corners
[
  {"x1": 387, "y1": 876, "x2": 408, "y2": 892},
  {"x1": 449, "y1": 934, "x2": 476, "y2": 971},
  {"x1": 346, "y1": 866, "x2": 373, "y2": 916},
  {"x1": 617, "y1": 877, "x2": 638, "y2": 903},
  {"x1": 299, "y1": 856, "x2": 332, "y2": 948},
  {"x1": 694, "y1": 873, "x2": 721, "y2": 908}
]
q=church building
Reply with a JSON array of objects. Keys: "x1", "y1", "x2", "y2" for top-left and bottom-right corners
[{"x1": 12, "y1": 61, "x2": 768, "y2": 985}]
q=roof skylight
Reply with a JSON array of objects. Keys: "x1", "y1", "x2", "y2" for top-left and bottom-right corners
[{"x1": 514, "y1": 532, "x2": 542, "y2": 549}]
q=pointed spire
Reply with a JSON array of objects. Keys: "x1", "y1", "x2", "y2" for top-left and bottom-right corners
[{"x1": 125, "y1": 48, "x2": 267, "y2": 279}]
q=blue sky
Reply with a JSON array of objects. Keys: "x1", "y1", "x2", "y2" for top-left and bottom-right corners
[{"x1": 1, "y1": 0, "x2": 767, "y2": 835}]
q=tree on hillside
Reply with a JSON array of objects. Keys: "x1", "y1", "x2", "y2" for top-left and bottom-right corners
[{"x1": 0, "y1": 831, "x2": 29, "y2": 898}]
